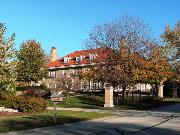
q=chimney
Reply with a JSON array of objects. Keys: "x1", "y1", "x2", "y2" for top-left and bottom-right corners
[
  {"x1": 50, "y1": 47, "x2": 58, "y2": 62},
  {"x1": 119, "y1": 36, "x2": 128, "y2": 55},
  {"x1": 119, "y1": 36, "x2": 126, "y2": 47},
  {"x1": 165, "y1": 25, "x2": 171, "y2": 33}
]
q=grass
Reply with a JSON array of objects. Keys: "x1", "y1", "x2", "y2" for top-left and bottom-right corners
[
  {"x1": 49, "y1": 95, "x2": 180, "y2": 110},
  {"x1": 0, "y1": 110, "x2": 111, "y2": 133},
  {"x1": 49, "y1": 95, "x2": 104, "y2": 109},
  {"x1": 113, "y1": 97, "x2": 180, "y2": 110}
]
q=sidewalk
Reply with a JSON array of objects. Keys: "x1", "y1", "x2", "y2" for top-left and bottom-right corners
[
  {"x1": 47, "y1": 106, "x2": 145, "y2": 117},
  {"x1": 47, "y1": 106, "x2": 109, "y2": 113}
]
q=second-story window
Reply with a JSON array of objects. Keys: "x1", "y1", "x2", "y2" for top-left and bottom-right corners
[
  {"x1": 48, "y1": 71, "x2": 56, "y2": 78},
  {"x1": 73, "y1": 69, "x2": 81, "y2": 76}
]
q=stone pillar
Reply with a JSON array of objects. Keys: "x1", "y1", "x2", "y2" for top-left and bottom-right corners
[
  {"x1": 104, "y1": 86, "x2": 114, "y2": 107},
  {"x1": 158, "y1": 85, "x2": 164, "y2": 98}
]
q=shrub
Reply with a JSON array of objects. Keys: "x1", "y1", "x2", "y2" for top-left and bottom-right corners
[
  {"x1": 17, "y1": 96, "x2": 48, "y2": 113},
  {"x1": 0, "y1": 91, "x2": 15, "y2": 100},
  {"x1": 0, "y1": 93, "x2": 48, "y2": 113}
]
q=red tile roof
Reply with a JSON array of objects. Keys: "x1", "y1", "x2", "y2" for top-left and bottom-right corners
[{"x1": 46, "y1": 48, "x2": 107, "y2": 68}]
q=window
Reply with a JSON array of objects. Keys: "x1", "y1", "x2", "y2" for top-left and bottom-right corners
[
  {"x1": 89, "y1": 53, "x2": 97, "y2": 60},
  {"x1": 64, "y1": 57, "x2": 70, "y2": 63},
  {"x1": 73, "y1": 69, "x2": 81, "y2": 76},
  {"x1": 76, "y1": 57, "x2": 81, "y2": 62},
  {"x1": 76, "y1": 56, "x2": 84, "y2": 62},
  {"x1": 48, "y1": 71, "x2": 56, "y2": 78}
]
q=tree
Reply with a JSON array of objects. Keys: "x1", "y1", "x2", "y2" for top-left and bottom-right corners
[
  {"x1": 52, "y1": 76, "x2": 80, "y2": 103},
  {"x1": 0, "y1": 23, "x2": 16, "y2": 94},
  {"x1": 84, "y1": 16, "x2": 152, "y2": 99},
  {"x1": 84, "y1": 16, "x2": 172, "y2": 100},
  {"x1": 162, "y1": 22, "x2": 180, "y2": 97},
  {"x1": 146, "y1": 44, "x2": 172, "y2": 95},
  {"x1": 17, "y1": 40, "x2": 47, "y2": 84}
]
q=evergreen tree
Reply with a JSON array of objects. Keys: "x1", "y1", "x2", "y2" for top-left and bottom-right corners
[{"x1": 17, "y1": 40, "x2": 47, "y2": 84}]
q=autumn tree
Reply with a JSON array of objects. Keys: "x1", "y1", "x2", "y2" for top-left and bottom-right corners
[
  {"x1": 84, "y1": 16, "x2": 172, "y2": 100},
  {"x1": 162, "y1": 22, "x2": 180, "y2": 97},
  {"x1": 84, "y1": 16, "x2": 153, "y2": 100},
  {"x1": 146, "y1": 44, "x2": 172, "y2": 95},
  {"x1": 0, "y1": 23, "x2": 16, "y2": 94},
  {"x1": 17, "y1": 40, "x2": 47, "y2": 85}
]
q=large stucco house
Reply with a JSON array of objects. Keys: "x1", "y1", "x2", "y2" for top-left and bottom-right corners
[
  {"x1": 45, "y1": 47, "x2": 105, "y2": 91},
  {"x1": 45, "y1": 46, "x2": 153, "y2": 94}
]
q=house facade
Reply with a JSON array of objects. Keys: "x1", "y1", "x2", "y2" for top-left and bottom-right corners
[{"x1": 45, "y1": 47, "x2": 105, "y2": 91}]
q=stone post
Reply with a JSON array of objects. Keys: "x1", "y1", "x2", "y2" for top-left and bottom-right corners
[
  {"x1": 158, "y1": 85, "x2": 164, "y2": 98},
  {"x1": 104, "y1": 86, "x2": 114, "y2": 107}
]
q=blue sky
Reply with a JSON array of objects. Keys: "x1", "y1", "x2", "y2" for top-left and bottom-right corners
[{"x1": 0, "y1": 0, "x2": 180, "y2": 57}]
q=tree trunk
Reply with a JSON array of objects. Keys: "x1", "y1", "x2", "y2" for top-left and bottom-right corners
[
  {"x1": 122, "y1": 86, "x2": 127, "y2": 104},
  {"x1": 154, "y1": 84, "x2": 159, "y2": 97},
  {"x1": 172, "y1": 83, "x2": 178, "y2": 98},
  {"x1": 173, "y1": 87, "x2": 177, "y2": 98},
  {"x1": 122, "y1": 87, "x2": 126, "y2": 100},
  {"x1": 66, "y1": 93, "x2": 69, "y2": 104}
]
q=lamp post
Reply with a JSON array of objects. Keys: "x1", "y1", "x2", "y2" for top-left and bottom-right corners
[{"x1": 50, "y1": 92, "x2": 64, "y2": 124}]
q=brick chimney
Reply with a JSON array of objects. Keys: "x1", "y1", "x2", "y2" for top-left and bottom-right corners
[
  {"x1": 50, "y1": 47, "x2": 58, "y2": 62},
  {"x1": 119, "y1": 36, "x2": 126, "y2": 47},
  {"x1": 119, "y1": 36, "x2": 128, "y2": 55}
]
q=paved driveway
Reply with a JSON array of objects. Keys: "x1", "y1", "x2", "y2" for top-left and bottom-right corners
[{"x1": 1, "y1": 104, "x2": 180, "y2": 135}]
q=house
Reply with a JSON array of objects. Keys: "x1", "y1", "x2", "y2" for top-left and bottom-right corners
[
  {"x1": 45, "y1": 47, "x2": 106, "y2": 91},
  {"x1": 45, "y1": 46, "x2": 153, "y2": 95}
]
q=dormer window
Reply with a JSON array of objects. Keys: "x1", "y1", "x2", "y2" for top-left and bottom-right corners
[
  {"x1": 75, "y1": 56, "x2": 84, "y2": 62},
  {"x1": 89, "y1": 53, "x2": 97, "y2": 60},
  {"x1": 76, "y1": 57, "x2": 81, "y2": 62},
  {"x1": 64, "y1": 57, "x2": 70, "y2": 63}
]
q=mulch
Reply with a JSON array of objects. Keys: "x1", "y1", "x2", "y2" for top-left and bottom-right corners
[{"x1": 0, "y1": 111, "x2": 25, "y2": 117}]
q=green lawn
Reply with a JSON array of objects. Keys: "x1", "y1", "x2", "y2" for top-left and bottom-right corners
[
  {"x1": 49, "y1": 95, "x2": 180, "y2": 110},
  {"x1": 0, "y1": 110, "x2": 110, "y2": 133},
  {"x1": 49, "y1": 95, "x2": 104, "y2": 109},
  {"x1": 113, "y1": 98, "x2": 180, "y2": 110}
]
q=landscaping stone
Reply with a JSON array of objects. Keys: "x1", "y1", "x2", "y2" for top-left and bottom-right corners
[{"x1": 0, "y1": 107, "x2": 18, "y2": 113}]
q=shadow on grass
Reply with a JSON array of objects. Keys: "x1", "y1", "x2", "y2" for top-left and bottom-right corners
[
  {"x1": 76, "y1": 96, "x2": 104, "y2": 107},
  {"x1": 1, "y1": 112, "x2": 180, "y2": 135},
  {"x1": 49, "y1": 95, "x2": 180, "y2": 111},
  {"x1": 0, "y1": 115, "x2": 89, "y2": 133},
  {"x1": 114, "y1": 99, "x2": 180, "y2": 111}
]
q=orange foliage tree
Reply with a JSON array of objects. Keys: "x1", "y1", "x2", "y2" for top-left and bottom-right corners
[{"x1": 83, "y1": 15, "x2": 172, "y2": 99}]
